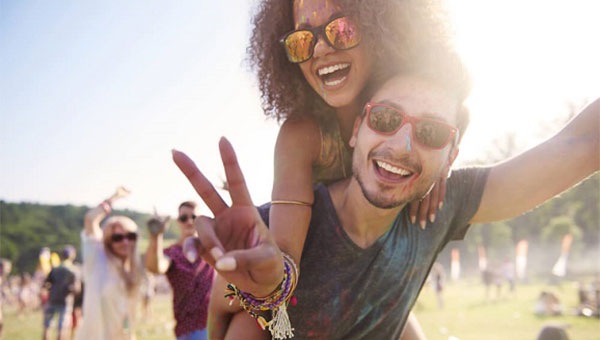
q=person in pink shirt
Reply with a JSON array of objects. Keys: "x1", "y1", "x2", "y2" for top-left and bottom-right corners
[{"x1": 145, "y1": 201, "x2": 215, "y2": 340}]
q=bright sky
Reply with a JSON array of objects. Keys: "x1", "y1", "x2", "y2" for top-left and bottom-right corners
[{"x1": 1, "y1": 0, "x2": 599, "y2": 217}]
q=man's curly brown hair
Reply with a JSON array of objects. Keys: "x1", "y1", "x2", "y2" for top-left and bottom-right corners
[{"x1": 247, "y1": 0, "x2": 464, "y2": 124}]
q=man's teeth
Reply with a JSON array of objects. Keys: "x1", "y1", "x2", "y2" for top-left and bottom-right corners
[
  {"x1": 376, "y1": 161, "x2": 412, "y2": 176},
  {"x1": 318, "y1": 63, "x2": 350, "y2": 76}
]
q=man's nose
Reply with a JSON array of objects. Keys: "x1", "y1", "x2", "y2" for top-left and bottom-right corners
[
  {"x1": 388, "y1": 124, "x2": 414, "y2": 152},
  {"x1": 312, "y1": 34, "x2": 335, "y2": 59}
]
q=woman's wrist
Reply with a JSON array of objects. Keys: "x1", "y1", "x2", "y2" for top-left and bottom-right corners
[
  {"x1": 100, "y1": 200, "x2": 112, "y2": 214},
  {"x1": 252, "y1": 272, "x2": 286, "y2": 298}
]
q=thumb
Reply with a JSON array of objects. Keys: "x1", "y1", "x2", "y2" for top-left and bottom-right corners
[{"x1": 216, "y1": 243, "x2": 282, "y2": 273}]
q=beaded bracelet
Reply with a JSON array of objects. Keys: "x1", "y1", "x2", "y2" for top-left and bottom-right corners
[{"x1": 225, "y1": 253, "x2": 299, "y2": 339}]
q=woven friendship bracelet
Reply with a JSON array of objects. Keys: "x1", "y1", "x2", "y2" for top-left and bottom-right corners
[{"x1": 224, "y1": 253, "x2": 299, "y2": 339}]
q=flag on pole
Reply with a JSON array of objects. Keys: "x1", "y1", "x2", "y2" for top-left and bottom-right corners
[
  {"x1": 515, "y1": 240, "x2": 528, "y2": 280},
  {"x1": 477, "y1": 245, "x2": 487, "y2": 272},
  {"x1": 551, "y1": 233, "x2": 573, "y2": 277},
  {"x1": 451, "y1": 248, "x2": 460, "y2": 281}
]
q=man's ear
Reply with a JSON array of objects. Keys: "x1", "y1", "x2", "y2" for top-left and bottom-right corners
[
  {"x1": 447, "y1": 146, "x2": 459, "y2": 169},
  {"x1": 349, "y1": 116, "x2": 363, "y2": 148}
]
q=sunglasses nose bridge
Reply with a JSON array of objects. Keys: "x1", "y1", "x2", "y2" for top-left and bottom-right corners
[
  {"x1": 312, "y1": 30, "x2": 335, "y2": 59},
  {"x1": 387, "y1": 122, "x2": 414, "y2": 150}
]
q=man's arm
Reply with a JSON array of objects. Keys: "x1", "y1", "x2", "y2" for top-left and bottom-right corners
[
  {"x1": 471, "y1": 99, "x2": 599, "y2": 224},
  {"x1": 144, "y1": 216, "x2": 171, "y2": 274},
  {"x1": 145, "y1": 234, "x2": 171, "y2": 274}
]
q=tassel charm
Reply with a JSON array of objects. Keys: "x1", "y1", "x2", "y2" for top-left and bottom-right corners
[
  {"x1": 223, "y1": 253, "x2": 299, "y2": 339},
  {"x1": 268, "y1": 303, "x2": 294, "y2": 339}
]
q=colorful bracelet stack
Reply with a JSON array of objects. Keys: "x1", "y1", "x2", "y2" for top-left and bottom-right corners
[{"x1": 225, "y1": 253, "x2": 299, "y2": 339}]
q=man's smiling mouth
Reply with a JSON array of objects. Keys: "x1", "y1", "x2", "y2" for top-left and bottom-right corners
[{"x1": 373, "y1": 159, "x2": 418, "y2": 182}]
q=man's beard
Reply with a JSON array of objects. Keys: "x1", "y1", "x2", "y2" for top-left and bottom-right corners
[
  {"x1": 353, "y1": 171, "x2": 428, "y2": 209},
  {"x1": 352, "y1": 154, "x2": 438, "y2": 209}
]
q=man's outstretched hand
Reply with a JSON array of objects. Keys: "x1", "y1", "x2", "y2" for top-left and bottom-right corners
[{"x1": 172, "y1": 138, "x2": 284, "y2": 297}]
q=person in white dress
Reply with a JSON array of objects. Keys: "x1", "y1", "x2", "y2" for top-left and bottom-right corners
[{"x1": 75, "y1": 186, "x2": 142, "y2": 340}]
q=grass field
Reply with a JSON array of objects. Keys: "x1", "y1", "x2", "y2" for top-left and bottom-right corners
[{"x1": 3, "y1": 279, "x2": 599, "y2": 340}]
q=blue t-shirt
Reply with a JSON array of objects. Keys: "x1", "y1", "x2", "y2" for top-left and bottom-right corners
[{"x1": 258, "y1": 167, "x2": 489, "y2": 339}]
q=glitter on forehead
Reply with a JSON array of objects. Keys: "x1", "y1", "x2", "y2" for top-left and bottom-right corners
[{"x1": 313, "y1": 10, "x2": 317, "y2": 18}]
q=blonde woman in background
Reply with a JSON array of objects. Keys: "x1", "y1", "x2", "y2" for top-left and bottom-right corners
[{"x1": 75, "y1": 186, "x2": 142, "y2": 340}]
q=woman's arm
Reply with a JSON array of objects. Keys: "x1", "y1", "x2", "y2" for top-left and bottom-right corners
[
  {"x1": 84, "y1": 186, "x2": 130, "y2": 238},
  {"x1": 201, "y1": 119, "x2": 320, "y2": 339},
  {"x1": 270, "y1": 117, "x2": 321, "y2": 269}
]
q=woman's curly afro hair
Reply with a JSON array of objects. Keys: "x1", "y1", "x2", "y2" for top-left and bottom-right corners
[{"x1": 247, "y1": 0, "x2": 468, "y2": 124}]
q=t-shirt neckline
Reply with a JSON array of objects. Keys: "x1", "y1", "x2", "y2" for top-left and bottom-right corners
[{"x1": 316, "y1": 184, "x2": 402, "y2": 253}]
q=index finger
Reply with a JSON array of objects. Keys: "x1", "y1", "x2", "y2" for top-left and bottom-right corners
[
  {"x1": 219, "y1": 137, "x2": 254, "y2": 206},
  {"x1": 172, "y1": 149, "x2": 228, "y2": 216}
]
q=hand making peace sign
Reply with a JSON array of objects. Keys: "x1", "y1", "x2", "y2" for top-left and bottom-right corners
[{"x1": 172, "y1": 137, "x2": 284, "y2": 297}]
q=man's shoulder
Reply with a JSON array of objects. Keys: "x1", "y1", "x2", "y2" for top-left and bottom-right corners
[
  {"x1": 164, "y1": 243, "x2": 180, "y2": 254},
  {"x1": 51, "y1": 265, "x2": 75, "y2": 278},
  {"x1": 447, "y1": 167, "x2": 490, "y2": 195}
]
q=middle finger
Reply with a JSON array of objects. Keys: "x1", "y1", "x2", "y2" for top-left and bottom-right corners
[{"x1": 172, "y1": 149, "x2": 228, "y2": 216}]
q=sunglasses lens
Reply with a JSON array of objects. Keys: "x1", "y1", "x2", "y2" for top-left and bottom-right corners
[
  {"x1": 126, "y1": 232, "x2": 138, "y2": 241},
  {"x1": 111, "y1": 232, "x2": 137, "y2": 242},
  {"x1": 284, "y1": 30, "x2": 315, "y2": 63},
  {"x1": 325, "y1": 17, "x2": 360, "y2": 50},
  {"x1": 111, "y1": 234, "x2": 124, "y2": 242},
  {"x1": 415, "y1": 120, "x2": 452, "y2": 148},
  {"x1": 369, "y1": 105, "x2": 404, "y2": 133},
  {"x1": 178, "y1": 214, "x2": 196, "y2": 223}
]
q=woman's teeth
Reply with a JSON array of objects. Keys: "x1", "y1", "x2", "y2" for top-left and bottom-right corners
[
  {"x1": 318, "y1": 63, "x2": 350, "y2": 76},
  {"x1": 325, "y1": 77, "x2": 346, "y2": 86},
  {"x1": 317, "y1": 63, "x2": 351, "y2": 87},
  {"x1": 376, "y1": 161, "x2": 412, "y2": 176}
]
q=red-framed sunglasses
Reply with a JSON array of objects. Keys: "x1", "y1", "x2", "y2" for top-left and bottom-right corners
[
  {"x1": 280, "y1": 15, "x2": 361, "y2": 64},
  {"x1": 364, "y1": 102, "x2": 459, "y2": 149}
]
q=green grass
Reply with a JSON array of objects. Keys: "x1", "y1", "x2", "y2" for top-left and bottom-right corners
[
  {"x1": 413, "y1": 279, "x2": 600, "y2": 340},
  {"x1": 3, "y1": 280, "x2": 599, "y2": 339},
  {"x1": 3, "y1": 294, "x2": 176, "y2": 340}
]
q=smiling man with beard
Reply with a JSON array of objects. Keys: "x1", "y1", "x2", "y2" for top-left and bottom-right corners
[{"x1": 172, "y1": 66, "x2": 599, "y2": 339}]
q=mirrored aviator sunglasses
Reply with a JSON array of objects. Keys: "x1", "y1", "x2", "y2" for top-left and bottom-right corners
[
  {"x1": 280, "y1": 15, "x2": 361, "y2": 63},
  {"x1": 111, "y1": 232, "x2": 138, "y2": 243},
  {"x1": 365, "y1": 103, "x2": 458, "y2": 149}
]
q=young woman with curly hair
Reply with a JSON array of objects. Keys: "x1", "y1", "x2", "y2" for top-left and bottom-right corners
[
  {"x1": 249, "y1": 0, "x2": 460, "y2": 284},
  {"x1": 207, "y1": 0, "x2": 464, "y2": 338}
]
